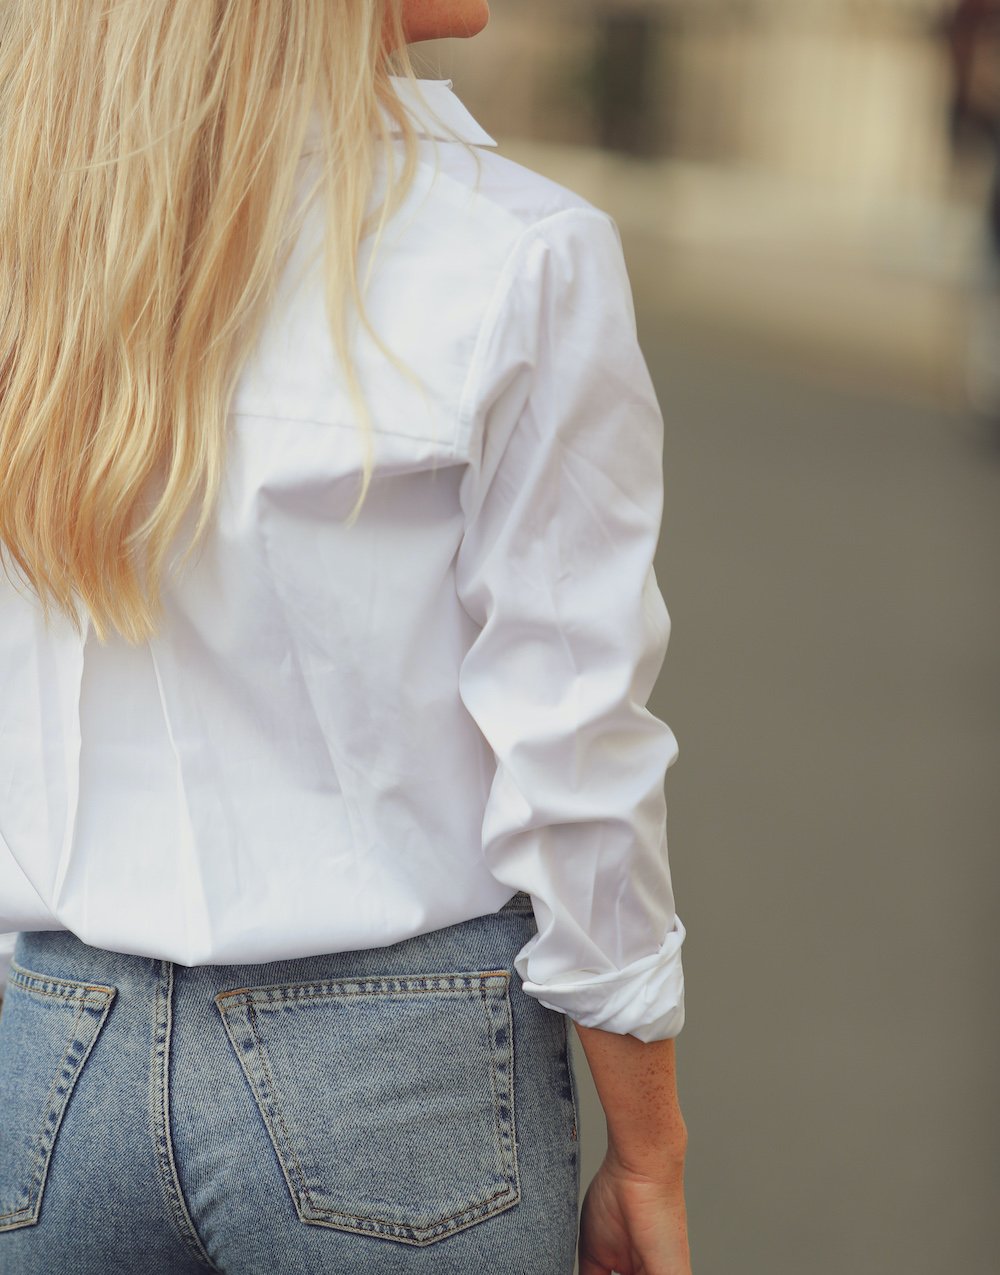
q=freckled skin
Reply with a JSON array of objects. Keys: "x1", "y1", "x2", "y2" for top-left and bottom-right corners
[
  {"x1": 401, "y1": 0, "x2": 490, "y2": 43},
  {"x1": 573, "y1": 1024, "x2": 688, "y2": 1170}
]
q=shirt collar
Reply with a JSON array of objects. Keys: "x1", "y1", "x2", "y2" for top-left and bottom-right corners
[{"x1": 303, "y1": 77, "x2": 497, "y2": 154}]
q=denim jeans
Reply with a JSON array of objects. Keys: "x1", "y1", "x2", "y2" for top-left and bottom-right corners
[{"x1": 0, "y1": 892, "x2": 581, "y2": 1273}]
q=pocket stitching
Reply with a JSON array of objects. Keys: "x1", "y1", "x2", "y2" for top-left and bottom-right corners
[
  {"x1": 0, "y1": 999, "x2": 84, "y2": 1222},
  {"x1": 497, "y1": 979, "x2": 521, "y2": 1202},
  {"x1": 295, "y1": 976, "x2": 519, "y2": 1241},
  {"x1": 217, "y1": 970, "x2": 510, "y2": 1007},
  {"x1": 216, "y1": 970, "x2": 521, "y2": 1244},
  {"x1": 481, "y1": 976, "x2": 520, "y2": 1205},
  {"x1": 244, "y1": 997, "x2": 318, "y2": 1217},
  {"x1": 8, "y1": 999, "x2": 86, "y2": 1222},
  {"x1": 9, "y1": 960, "x2": 115, "y2": 1004},
  {"x1": 0, "y1": 978, "x2": 115, "y2": 1230}
]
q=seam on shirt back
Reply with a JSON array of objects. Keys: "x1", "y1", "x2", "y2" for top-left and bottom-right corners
[
  {"x1": 228, "y1": 409, "x2": 454, "y2": 448},
  {"x1": 231, "y1": 208, "x2": 615, "y2": 458}
]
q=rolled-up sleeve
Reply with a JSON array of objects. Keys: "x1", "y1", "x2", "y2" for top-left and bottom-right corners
[{"x1": 455, "y1": 206, "x2": 685, "y2": 1042}]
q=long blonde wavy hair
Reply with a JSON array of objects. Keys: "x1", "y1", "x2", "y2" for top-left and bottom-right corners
[{"x1": 0, "y1": 0, "x2": 426, "y2": 646}]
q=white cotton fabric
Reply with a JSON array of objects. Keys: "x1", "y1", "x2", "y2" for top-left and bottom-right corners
[{"x1": 0, "y1": 79, "x2": 684, "y2": 1040}]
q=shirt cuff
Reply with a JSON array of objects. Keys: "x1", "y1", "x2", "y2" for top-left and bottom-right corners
[{"x1": 515, "y1": 915, "x2": 686, "y2": 1043}]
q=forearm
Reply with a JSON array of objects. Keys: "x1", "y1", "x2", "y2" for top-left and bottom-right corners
[{"x1": 572, "y1": 1021, "x2": 688, "y2": 1175}]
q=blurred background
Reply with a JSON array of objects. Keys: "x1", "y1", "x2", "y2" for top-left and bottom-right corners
[{"x1": 415, "y1": 3, "x2": 1000, "y2": 1273}]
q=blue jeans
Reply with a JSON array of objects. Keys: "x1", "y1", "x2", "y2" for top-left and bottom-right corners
[{"x1": 0, "y1": 893, "x2": 581, "y2": 1273}]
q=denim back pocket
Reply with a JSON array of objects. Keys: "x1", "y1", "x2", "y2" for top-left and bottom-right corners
[
  {"x1": 215, "y1": 969, "x2": 520, "y2": 1247},
  {"x1": 0, "y1": 962, "x2": 115, "y2": 1232}
]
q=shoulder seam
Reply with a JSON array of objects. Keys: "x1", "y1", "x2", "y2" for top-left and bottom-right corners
[{"x1": 453, "y1": 206, "x2": 617, "y2": 459}]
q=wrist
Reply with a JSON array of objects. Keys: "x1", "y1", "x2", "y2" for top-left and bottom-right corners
[
  {"x1": 606, "y1": 1131, "x2": 688, "y2": 1183},
  {"x1": 572, "y1": 1022, "x2": 688, "y2": 1170}
]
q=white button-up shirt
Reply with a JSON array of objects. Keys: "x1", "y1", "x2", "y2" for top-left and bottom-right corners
[{"x1": 0, "y1": 78, "x2": 685, "y2": 1040}]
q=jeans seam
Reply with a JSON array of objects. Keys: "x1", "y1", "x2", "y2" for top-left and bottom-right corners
[
  {"x1": 500, "y1": 977, "x2": 523, "y2": 1202},
  {"x1": 564, "y1": 1015, "x2": 580, "y2": 1143},
  {"x1": 481, "y1": 977, "x2": 507, "y2": 1195},
  {"x1": 149, "y1": 962, "x2": 222, "y2": 1272}
]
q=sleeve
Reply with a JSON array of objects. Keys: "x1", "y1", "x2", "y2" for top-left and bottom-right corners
[{"x1": 455, "y1": 206, "x2": 685, "y2": 1042}]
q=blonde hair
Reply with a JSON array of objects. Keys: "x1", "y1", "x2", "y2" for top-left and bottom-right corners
[{"x1": 0, "y1": 0, "x2": 426, "y2": 645}]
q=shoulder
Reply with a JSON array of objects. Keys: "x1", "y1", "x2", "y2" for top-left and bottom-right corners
[
  {"x1": 442, "y1": 143, "x2": 604, "y2": 225},
  {"x1": 385, "y1": 77, "x2": 614, "y2": 249},
  {"x1": 369, "y1": 134, "x2": 630, "y2": 354},
  {"x1": 393, "y1": 140, "x2": 632, "y2": 382},
  {"x1": 375, "y1": 78, "x2": 625, "y2": 286},
  {"x1": 414, "y1": 140, "x2": 620, "y2": 268}
]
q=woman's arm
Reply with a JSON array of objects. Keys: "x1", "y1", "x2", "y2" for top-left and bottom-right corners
[
  {"x1": 455, "y1": 208, "x2": 686, "y2": 1043},
  {"x1": 573, "y1": 1022, "x2": 688, "y2": 1174}
]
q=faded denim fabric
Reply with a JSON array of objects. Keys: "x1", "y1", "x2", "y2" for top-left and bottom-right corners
[{"x1": 0, "y1": 893, "x2": 580, "y2": 1274}]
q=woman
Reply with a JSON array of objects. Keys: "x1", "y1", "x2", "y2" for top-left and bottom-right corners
[{"x1": 0, "y1": 2, "x2": 691, "y2": 1272}]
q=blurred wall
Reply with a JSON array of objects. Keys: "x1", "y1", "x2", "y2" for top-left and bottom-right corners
[
  {"x1": 425, "y1": 0, "x2": 954, "y2": 185},
  {"x1": 420, "y1": 6, "x2": 1000, "y2": 1275},
  {"x1": 421, "y1": 0, "x2": 987, "y2": 407}
]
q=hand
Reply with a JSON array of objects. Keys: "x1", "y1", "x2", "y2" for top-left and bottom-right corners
[{"x1": 578, "y1": 1145, "x2": 692, "y2": 1275}]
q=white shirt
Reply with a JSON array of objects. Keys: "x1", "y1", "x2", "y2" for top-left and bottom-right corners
[{"x1": 0, "y1": 78, "x2": 685, "y2": 1041}]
